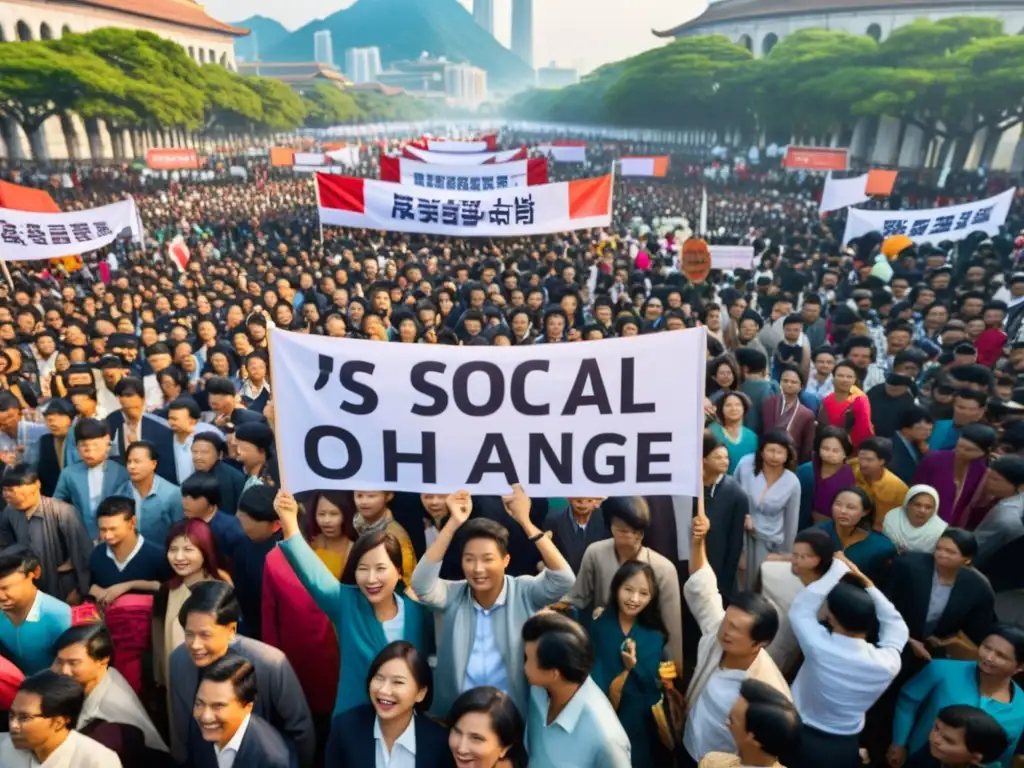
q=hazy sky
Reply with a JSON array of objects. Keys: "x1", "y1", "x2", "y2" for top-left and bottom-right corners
[{"x1": 203, "y1": 0, "x2": 707, "y2": 73}]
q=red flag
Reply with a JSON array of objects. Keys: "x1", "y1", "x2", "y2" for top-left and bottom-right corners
[{"x1": 169, "y1": 236, "x2": 190, "y2": 273}]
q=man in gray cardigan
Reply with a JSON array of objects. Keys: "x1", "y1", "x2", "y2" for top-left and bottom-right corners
[{"x1": 412, "y1": 485, "x2": 576, "y2": 718}]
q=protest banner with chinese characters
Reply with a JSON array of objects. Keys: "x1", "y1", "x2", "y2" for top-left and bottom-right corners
[
  {"x1": 379, "y1": 156, "x2": 549, "y2": 188},
  {"x1": 0, "y1": 199, "x2": 142, "y2": 261},
  {"x1": 402, "y1": 146, "x2": 528, "y2": 165},
  {"x1": 316, "y1": 173, "x2": 613, "y2": 237},
  {"x1": 842, "y1": 188, "x2": 1015, "y2": 245},
  {"x1": 268, "y1": 327, "x2": 707, "y2": 497}
]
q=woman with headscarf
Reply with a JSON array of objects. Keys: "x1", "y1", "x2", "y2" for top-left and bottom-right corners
[{"x1": 882, "y1": 485, "x2": 948, "y2": 555}]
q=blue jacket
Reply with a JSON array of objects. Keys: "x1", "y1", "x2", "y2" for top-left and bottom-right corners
[
  {"x1": 132, "y1": 475, "x2": 184, "y2": 544},
  {"x1": 107, "y1": 411, "x2": 178, "y2": 486},
  {"x1": 54, "y1": 460, "x2": 132, "y2": 539}
]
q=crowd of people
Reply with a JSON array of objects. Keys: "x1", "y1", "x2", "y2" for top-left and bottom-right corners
[{"x1": 0, "y1": 130, "x2": 1019, "y2": 768}]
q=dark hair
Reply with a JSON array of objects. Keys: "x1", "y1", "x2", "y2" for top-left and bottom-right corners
[
  {"x1": 201, "y1": 656, "x2": 258, "y2": 706},
  {"x1": 180, "y1": 471, "x2": 221, "y2": 508},
  {"x1": 113, "y1": 376, "x2": 146, "y2": 399},
  {"x1": 939, "y1": 527, "x2": 978, "y2": 559},
  {"x1": 167, "y1": 397, "x2": 201, "y2": 420},
  {"x1": 125, "y1": 440, "x2": 158, "y2": 463},
  {"x1": 366, "y1": 641, "x2": 433, "y2": 713},
  {"x1": 0, "y1": 392, "x2": 22, "y2": 412},
  {"x1": 236, "y1": 485, "x2": 279, "y2": 523},
  {"x1": 204, "y1": 377, "x2": 238, "y2": 397},
  {"x1": 776, "y1": 362, "x2": 806, "y2": 387},
  {"x1": 177, "y1": 580, "x2": 241, "y2": 629},
  {"x1": 607, "y1": 561, "x2": 667, "y2": 636},
  {"x1": 521, "y1": 612, "x2": 593, "y2": 683},
  {"x1": 0, "y1": 544, "x2": 40, "y2": 579},
  {"x1": 96, "y1": 495, "x2": 135, "y2": 521},
  {"x1": 832, "y1": 486, "x2": 875, "y2": 529},
  {"x1": 707, "y1": 354, "x2": 741, "y2": 393},
  {"x1": 716, "y1": 390, "x2": 752, "y2": 424},
  {"x1": 858, "y1": 436, "x2": 893, "y2": 464},
  {"x1": 73, "y1": 417, "x2": 108, "y2": 442},
  {"x1": 959, "y1": 423, "x2": 998, "y2": 454},
  {"x1": 738, "y1": 678, "x2": 803, "y2": 758},
  {"x1": 826, "y1": 582, "x2": 876, "y2": 635},
  {"x1": 53, "y1": 623, "x2": 114, "y2": 661},
  {"x1": 897, "y1": 405, "x2": 933, "y2": 431},
  {"x1": 754, "y1": 429, "x2": 797, "y2": 474},
  {"x1": 734, "y1": 347, "x2": 768, "y2": 374},
  {"x1": 43, "y1": 399, "x2": 76, "y2": 419},
  {"x1": 832, "y1": 359, "x2": 862, "y2": 385},
  {"x1": 164, "y1": 519, "x2": 229, "y2": 588},
  {"x1": 812, "y1": 345, "x2": 837, "y2": 362},
  {"x1": 459, "y1": 518, "x2": 510, "y2": 558},
  {"x1": 935, "y1": 704, "x2": 1009, "y2": 764},
  {"x1": 990, "y1": 456, "x2": 1024, "y2": 488},
  {"x1": 729, "y1": 591, "x2": 780, "y2": 645},
  {"x1": 984, "y1": 623, "x2": 1024, "y2": 665},
  {"x1": 16, "y1": 671, "x2": 85, "y2": 730},
  {"x1": 793, "y1": 528, "x2": 835, "y2": 577},
  {"x1": 447, "y1": 687, "x2": 528, "y2": 768},
  {"x1": 341, "y1": 530, "x2": 405, "y2": 588},
  {"x1": 67, "y1": 386, "x2": 98, "y2": 403},
  {"x1": 0, "y1": 463, "x2": 39, "y2": 488},
  {"x1": 192, "y1": 431, "x2": 228, "y2": 456},
  {"x1": 703, "y1": 429, "x2": 724, "y2": 458},
  {"x1": 603, "y1": 496, "x2": 650, "y2": 531}
]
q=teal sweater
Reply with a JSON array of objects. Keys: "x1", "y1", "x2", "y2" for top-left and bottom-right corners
[
  {"x1": 279, "y1": 535, "x2": 433, "y2": 715},
  {"x1": 894, "y1": 659, "x2": 1024, "y2": 767}
]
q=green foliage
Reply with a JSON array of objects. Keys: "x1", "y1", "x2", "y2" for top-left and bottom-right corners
[
  {"x1": 245, "y1": 77, "x2": 307, "y2": 131},
  {"x1": 302, "y1": 83, "x2": 363, "y2": 127}
]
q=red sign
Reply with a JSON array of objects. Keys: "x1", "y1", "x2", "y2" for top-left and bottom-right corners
[
  {"x1": 782, "y1": 146, "x2": 848, "y2": 172},
  {"x1": 681, "y1": 238, "x2": 711, "y2": 283},
  {"x1": 146, "y1": 148, "x2": 200, "y2": 170}
]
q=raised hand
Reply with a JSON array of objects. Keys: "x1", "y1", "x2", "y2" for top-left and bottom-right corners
[
  {"x1": 501, "y1": 483, "x2": 531, "y2": 527},
  {"x1": 445, "y1": 490, "x2": 473, "y2": 526}
]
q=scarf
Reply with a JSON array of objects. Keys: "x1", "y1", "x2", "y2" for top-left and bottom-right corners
[
  {"x1": 883, "y1": 484, "x2": 947, "y2": 553},
  {"x1": 354, "y1": 510, "x2": 392, "y2": 538}
]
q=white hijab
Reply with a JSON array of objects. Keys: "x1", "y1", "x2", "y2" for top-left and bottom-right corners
[{"x1": 883, "y1": 484, "x2": 948, "y2": 554}]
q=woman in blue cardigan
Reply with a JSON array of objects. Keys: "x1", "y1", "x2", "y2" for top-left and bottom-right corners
[
  {"x1": 274, "y1": 491, "x2": 433, "y2": 716},
  {"x1": 889, "y1": 624, "x2": 1024, "y2": 768}
]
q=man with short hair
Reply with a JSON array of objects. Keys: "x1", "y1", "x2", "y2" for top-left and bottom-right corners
[
  {"x1": 0, "y1": 546, "x2": 72, "y2": 674},
  {"x1": 87, "y1": 496, "x2": 170, "y2": 609},
  {"x1": 189, "y1": 432, "x2": 245, "y2": 520},
  {"x1": 522, "y1": 610, "x2": 631, "y2": 767},
  {"x1": 0, "y1": 670, "x2": 122, "y2": 767},
  {"x1": 736, "y1": 348, "x2": 780, "y2": 432},
  {"x1": 930, "y1": 390, "x2": 988, "y2": 452},
  {"x1": 412, "y1": 486, "x2": 576, "y2": 718},
  {"x1": 232, "y1": 485, "x2": 282, "y2": 641},
  {"x1": 903, "y1": 705, "x2": 1009, "y2": 768},
  {"x1": 108, "y1": 377, "x2": 176, "y2": 485},
  {"x1": 190, "y1": 656, "x2": 293, "y2": 768},
  {"x1": 890, "y1": 406, "x2": 934, "y2": 485},
  {"x1": 125, "y1": 441, "x2": 182, "y2": 544},
  {"x1": 852, "y1": 437, "x2": 909, "y2": 528},
  {"x1": 0, "y1": 464, "x2": 91, "y2": 603},
  {"x1": 142, "y1": 343, "x2": 173, "y2": 411},
  {"x1": 234, "y1": 422, "x2": 278, "y2": 491},
  {"x1": 202, "y1": 377, "x2": 266, "y2": 434},
  {"x1": 543, "y1": 496, "x2": 609, "y2": 574},
  {"x1": 700, "y1": 678, "x2": 803, "y2": 768},
  {"x1": 37, "y1": 399, "x2": 76, "y2": 496},
  {"x1": 0, "y1": 392, "x2": 47, "y2": 475},
  {"x1": 180, "y1": 471, "x2": 244, "y2": 555},
  {"x1": 165, "y1": 398, "x2": 218, "y2": 485},
  {"x1": 53, "y1": 419, "x2": 132, "y2": 539}
]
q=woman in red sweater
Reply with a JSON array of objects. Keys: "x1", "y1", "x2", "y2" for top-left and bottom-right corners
[{"x1": 818, "y1": 360, "x2": 874, "y2": 448}]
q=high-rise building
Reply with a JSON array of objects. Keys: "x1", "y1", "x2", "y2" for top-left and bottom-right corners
[
  {"x1": 444, "y1": 62, "x2": 488, "y2": 108},
  {"x1": 313, "y1": 30, "x2": 334, "y2": 67},
  {"x1": 345, "y1": 46, "x2": 383, "y2": 84},
  {"x1": 474, "y1": 0, "x2": 494, "y2": 36},
  {"x1": 511, "y1": 0, "x2": 534, "y2": 69}
]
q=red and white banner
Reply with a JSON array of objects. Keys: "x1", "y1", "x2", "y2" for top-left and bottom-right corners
[
  {"x1": 380, "y1": 157, "x2": 548, "y2": 188},
  {"x1": 537, "y1": 141, "x2": 587, "y2": 163},
  {"x1": 168, "y1": 235, "x2": 190, "y2": 272},
  {"x1": 412, "y1": 135, "x2": 498, "y2": 153},
  {"x1": 146, "y1": 148, "x2": 200, "y2": 171},
  {"x1": 619, "y1": 156, "x2": 670, "y2": 178},
  {"x1": 317, "y1": 173, "x2": 613, "y2": 237},
  {"x1": 783, "y1": 146, "x2": 849, "y2": 171},
  {"x1": 402, "y1": 146, "x2": 528, "y2": 166}
]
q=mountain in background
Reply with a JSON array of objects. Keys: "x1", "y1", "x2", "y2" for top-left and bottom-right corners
[
  {"x1": 232, "y1": 15, "x2": 291, "y2": 62},
  {"x1": 262, "y1": 0, "x2": 533, "y2": 88}
]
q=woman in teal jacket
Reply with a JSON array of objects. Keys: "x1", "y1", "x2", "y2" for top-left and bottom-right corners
[
  {"x1": 274, "y1": 491, "x2": 433, "y2": 715},
  {"x1": 889, "y1": 624, "x2": 1024, "y2": 768},
  {"x1": 589, "y1": 560, "x2": 671, "y2": 768}
]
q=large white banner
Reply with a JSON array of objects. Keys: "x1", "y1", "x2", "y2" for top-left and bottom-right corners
[
  {"x1": 538, "y1": 144, "x2": 587, "y2": 163},
  {"x1": 379, "y1": 156, "x2": 548, "y2": 188},
  {"x1": 424, "y1": 138, "x2": 495, "y2": 153},
  {"x1": 819, "y1": 172, "x2": 869, "y2": 214},
  {"x1": 269, "y1": 327, "x2": 707, "y2": 497},
  {"x1": 709, "y1": 245, "x2": 755, "y2": 271},
  {"x1": 317, "y1": 173, "x2": 613, "y2": 236},
  {"x1": 403, "y1": 146, "x2": 527, "y2": 165},
  {"x1": 843, "y1": 188, "x2": 1016, "y2": 244},
  {"x1": 0, "y1": 199, "x2": 142, "y2": 261}
]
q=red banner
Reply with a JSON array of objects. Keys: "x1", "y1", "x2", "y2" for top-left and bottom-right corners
[
  {"x1": 782, "y1": 146, "x2": 849, "y2": 172},
  {"x1": 146, "y1": 148, "x2": 200, "y2": 170}
]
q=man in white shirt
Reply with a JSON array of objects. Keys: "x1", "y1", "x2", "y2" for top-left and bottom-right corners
[
  {"x1": 788, "y1": 552, "x2": 909, "y2": 768},
  {"x1": 165, "y1": 398, "x2": 219, "y2": 484}
]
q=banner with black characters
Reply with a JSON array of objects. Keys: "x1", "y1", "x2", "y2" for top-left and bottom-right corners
[
  {"x1": 0, "y1": 199, "x2": 142, "y2": 261},
  {"x1": 379, "y1": 156, "x2": 549, "y2": 189}
]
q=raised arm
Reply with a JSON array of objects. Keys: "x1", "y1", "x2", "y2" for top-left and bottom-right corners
[
  {"x1": 274, "y1": 491, "x2": 344, "y2": 618},
  {"x1": 684, "y1": 494, "x2": 727, "y2": 635},
  {"x1": 789, "y1": 556, "x2": 849, "y2": 649},
  {"x1": 411, "y1": 490, "x2": 474, "y2": 608},
  {"x1": 501, "y1": 484, "x2": 575, "y2": 607}
]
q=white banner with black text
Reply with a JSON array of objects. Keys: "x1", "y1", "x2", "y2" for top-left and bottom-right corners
[
  {"x1": 379, "y1": 156, "x2": 549, "y2": 188},
  {"x1": 0, "y1": 199, "x2": 142, "y2": 261}
]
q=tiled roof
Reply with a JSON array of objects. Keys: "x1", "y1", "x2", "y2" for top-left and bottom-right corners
[
  {"x1": 654, "y1": 0, "x2": 1022, "y2": 36},
  {"x1": 72, "y1": 0, "x2": 248, "y2": 35}
]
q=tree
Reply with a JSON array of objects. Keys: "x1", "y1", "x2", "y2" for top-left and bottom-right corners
[
  {"x1": 198, "y1": 63, "x2": 263, "y2": 132},
  {"x1": 245, "y1": 77, "x2": 307, "y2": 132},
  {"x1": 302, "y1": 83, "x2": 363, "y2": 127}
]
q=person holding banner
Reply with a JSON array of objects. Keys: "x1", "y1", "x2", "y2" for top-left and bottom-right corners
[{"x1": 410, "y1": 486, "x2": 576, "y2": 719}]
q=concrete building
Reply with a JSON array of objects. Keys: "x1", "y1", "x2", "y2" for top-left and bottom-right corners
[
  {"x1": 444, "y1": 63, "x2": 489, "y2": 108},
  {"x1": 511, "y1": 0, "x2": 534, "y2": 68},
  {"x1": 377, "y1": 55, "x2": 486, "y2": 107},
  {"x1": 474, "y1": 0, "x2": 494, "y2": 36},
  {"x1": 237, "y1": 61, "x2": 349, "y2": 95},
  {"x1": 536, "y1": 62, "x2": 579, "y2": 89},
  {"x1": 0, "y1": 0, "x2": 246, "y2": 162},
  {"x1": 344, "y1": 46, "x2": 383, "y2": 84},
  {"x1": 654, "y1": 0, "x2": 1024, "y2": 171},
  {"x1": 313, "y1": 29, "x2": 334, "y2": 67}
]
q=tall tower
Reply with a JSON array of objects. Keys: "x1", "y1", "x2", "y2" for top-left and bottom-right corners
[
  {"x1": 313, "y1": 30, "x2": 334, "y2": 67},
  {"x1": 511, "y1": 0, "x2": 534, "y2": 69},
  {"x1": 474, "y1": 0, "x2": 494, "y2": 36}
]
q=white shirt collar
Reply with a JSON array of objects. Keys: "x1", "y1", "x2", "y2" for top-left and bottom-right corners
[
  {"x1": 23, "y1": 590, "x2": 43, "y2": 623},
  {"x1": 472, "y1": 578, "x2": 509, "y2": 614},
  {"x1": 106, "y1": 535, "x2": 145, "y2": 572},
  {"x1": 373, "y1": 714, "x2": 417, "y2": 758},
  {"x1": 214, "y1": 712, "x2": 251, "y2": 758}
]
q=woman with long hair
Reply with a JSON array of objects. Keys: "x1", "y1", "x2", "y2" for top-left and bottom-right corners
[
  {"x1": 795, "y1": 426, "x2": 857, "y2": 529},
  {"x1": 326, "y1": 641, "x2": 453, "y2": 767},
  {"x1": 151, "y1": 519, "x2": 231, "y2": 691},
  {"x1": 590, "y1": 561, "x2": 671, "y2": 768},
  {"x1": 274, "y1": 491, "x2": 432, "y2": 716},
  {"x1": 816, "y1": 487, "x2": 896, "y2": 584},
  {"x1": 706, "y1": 354, "x2": 741, "y2": 403},
  {"x1": 448, "y1": 686, "x2": 528, "y2": 768},
  {"x1": 817, "y1": 360, "x2": 874, "y2": 448},
  {"x1": 709, "y1": 391, "x2": 758, "y2": 474},
  {"x1": 304, "y1": 491, "x2": 356, "y2": 579}
]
